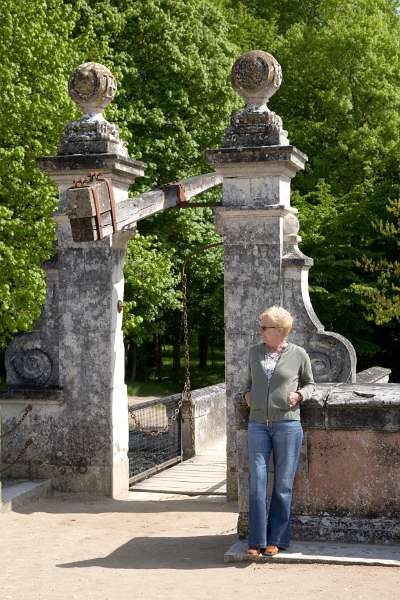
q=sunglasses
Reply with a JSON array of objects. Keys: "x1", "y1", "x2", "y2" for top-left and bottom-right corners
[{"x1": 260, "y1": 326, "x2": 282, "y2": 330}]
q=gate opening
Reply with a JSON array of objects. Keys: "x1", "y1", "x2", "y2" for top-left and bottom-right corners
[{"x1": 128, "y1": 396, "x2": 182, "y2": 485}]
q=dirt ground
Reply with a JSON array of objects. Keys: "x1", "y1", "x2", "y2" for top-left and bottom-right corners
[{"x1": 1, "y1": 492, "x2": 399, "y2": 600}]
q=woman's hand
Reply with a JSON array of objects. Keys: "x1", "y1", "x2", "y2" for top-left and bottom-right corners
[
  {"x1": 244, "y1": 392, "x2": 251, "y2": 407},
  {"x1": 289, "y1": 391, "x2": 302, "y2": 407}
]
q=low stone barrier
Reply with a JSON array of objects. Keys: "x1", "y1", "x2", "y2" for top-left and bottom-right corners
[
  {"x1": 181, "y1": 383, "x2": 226, "y2": 458},
  {"x1": 236, "y1": 382, "x2": 400, "y2": 544}
]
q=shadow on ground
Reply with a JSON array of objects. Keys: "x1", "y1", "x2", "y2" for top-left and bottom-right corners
[
  {"x1": 16, "y1": 494, "x2": 236, "y2": 515},
  {"x1": 57, "y1": 534, "x2": 246, "y2": 570}
]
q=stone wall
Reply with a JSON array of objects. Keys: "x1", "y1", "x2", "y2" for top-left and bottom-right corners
[
  {"x1": 179, "y1": 384, "x2": 226, "y2": 458},
  {"x1": 191, "y1": 384, "x2": 226, "y2": 453},
  {"x1": 236, "y1": 382, "x2": 400, "y2": 543}
]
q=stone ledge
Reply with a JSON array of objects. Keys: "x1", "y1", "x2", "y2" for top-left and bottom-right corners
[
  {"x1": 356, "y1": 366, "x2": 391, "y2": 384},
  {"x1": 191, "y1": 383, "x2": 226, "y2": 417},
  {"x1": 38, "y1": 153, "x2": 145, "y2": 176},
  {"x1": 292, "y1": 514, "x2": 400, "y2": 545},
  {"x1": 1, "y1": 479, "x2": 52, "y2": 512},
  {"x1": 224, "y1": 539, "x2": 400, "y2": 566},
  {"x1": 236, "y1": 383, "x2": 400, "y2": 431},
  {"x1": 302, "y1": 383, "x2": 400, "y2": 431},
  {"x1": 0, "y1": 387, "x2": 64, "y2": 405},
  {"x1": 180, "y1": 384, "x2": 226, "y2": 457},
  {"x1": 206, "y1": 144, "x2": 307, "y2": 166}
]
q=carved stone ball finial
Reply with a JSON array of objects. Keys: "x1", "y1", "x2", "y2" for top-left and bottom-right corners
[
  {"x1": 223, "y1": 50, "x2": 288, "y2": 148},
  {"x1": 58, "y1": 62, "x2": 127, "y2": 156},
  {"x1": 231, "y1": 50, "x2": 282, "y2": 111},
  {"x1": 68, "y1": 62, "x2": 117, "y2": 115}
]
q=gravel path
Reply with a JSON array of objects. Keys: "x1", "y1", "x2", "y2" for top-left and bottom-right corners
[{"x1": 1, "y1": 491, "x2": 399, "y2": 600}]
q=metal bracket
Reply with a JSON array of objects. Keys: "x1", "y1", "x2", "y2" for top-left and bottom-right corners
[
  {"x1": 161, "y1": 181, "x2": 187, "y2": 205},
  {"x1": 70, "y1": 172, "x2": 117, "y2": 240}
]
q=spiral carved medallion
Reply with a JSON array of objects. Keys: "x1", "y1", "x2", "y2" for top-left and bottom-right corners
[{"x1": 10, "y1": 348, "x2": 52, "y2": 386}]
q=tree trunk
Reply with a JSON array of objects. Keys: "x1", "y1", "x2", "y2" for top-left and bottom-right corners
[
  {"x1": 0, "y1": 349, "x2": 6, "y2": 384},
  {"x1": 156, "y1": 334, "x2": 163, "y2": 383},
  {"x1": 136, "y1": 341, "x2": 155, "y2": 380},
  {"x1": 198, "y1": 334, "x2": 209, "y2": 369},
  {"x1": 125, "y1": 343, "x2": 137, "y2": 382}
]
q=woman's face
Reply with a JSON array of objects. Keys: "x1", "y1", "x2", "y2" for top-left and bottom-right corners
[{"x1": 259, "y1": 315, "x2": 286, "y2": 347}]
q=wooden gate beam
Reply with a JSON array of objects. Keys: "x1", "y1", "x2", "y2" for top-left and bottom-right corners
[{"x1": 66, "y1": 172, "x2": 222, "y2": 242}]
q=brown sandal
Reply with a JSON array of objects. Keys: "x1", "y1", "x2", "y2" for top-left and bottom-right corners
[
  {"x1": 247, "y1": 547, "x2": 265, "y2": 557},
  {"x1": 264, "y1": 545, "x2": 280, "y2": 556}
]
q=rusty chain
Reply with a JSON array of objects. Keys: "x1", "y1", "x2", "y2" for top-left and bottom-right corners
[
  {"x1": 0, "y1": 404, "x2": 34, "y2": 476},
  {"x1": 0, "y1": 404, "x2": 32, "y2": 439},
  {"x1": 128, "y1": 406, "x2": 169, "y2": 437},
  {"x1": 127, "y1": 242, "x2": 223, "y2": 448},
  {"x1": 0, "y1": 439, "x2": 33, "y2": 475}
]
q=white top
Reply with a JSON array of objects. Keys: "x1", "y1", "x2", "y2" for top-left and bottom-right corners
[{"x1": 260, "y1": 350, "x2": 281, "y2": 381}]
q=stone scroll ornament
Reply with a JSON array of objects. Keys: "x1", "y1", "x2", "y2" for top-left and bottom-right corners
[
  {"x1": 7, "y1": 348, "x2": 53, "y2": 386},
  {"x1": 281, "y1": 211, "x2": 357, "y2": 383},
  {"x1": 58, "y1": 62, "x2": 127, "y2": 156}
]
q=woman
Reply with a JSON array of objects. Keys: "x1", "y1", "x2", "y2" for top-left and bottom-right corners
[{"x1": 243, "y1": 306, "x2": 315, "y2": 557}]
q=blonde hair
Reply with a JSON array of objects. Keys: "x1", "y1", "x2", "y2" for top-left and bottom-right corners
[{"x1": 260, "y1": 306, "x2": 293, "y2": 338}]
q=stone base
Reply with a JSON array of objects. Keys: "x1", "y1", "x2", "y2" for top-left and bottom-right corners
[
  {"x1": 236, "y1": 512, "x2": 400, "y2": 545},
  {"x1": 292, "y1": 514, "x2": 400, "y2": 545},
  {"x1": 224, "y1": 539, "x2": 400, "y2": 567},
  {"x1": 1, "y1": 479, "x2": 52, "y2": 512},
  {"x1": 1, "y1": 463, "x2": 126, "y2": 497}
]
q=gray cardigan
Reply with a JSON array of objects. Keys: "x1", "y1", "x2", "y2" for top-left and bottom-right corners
[{"x1": 244, "y1": 342, "x2": 315, "y2": 422}]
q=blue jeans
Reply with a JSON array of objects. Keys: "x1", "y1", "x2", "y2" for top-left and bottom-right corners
[{"x1": 247, "y1": 419, "x2": 303, "y2": 549}]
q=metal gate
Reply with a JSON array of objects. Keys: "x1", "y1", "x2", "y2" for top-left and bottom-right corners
[{"x1": 128, "y1": 396, "x2": 182, "y2": 485}]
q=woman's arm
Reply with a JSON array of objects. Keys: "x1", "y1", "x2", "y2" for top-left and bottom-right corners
[
  {"x1": 243, "y1": 350, "x2": 252, "y2": 406},
  {"x1": 297, "y1": 352, "x2": 315, "y2": 401}
]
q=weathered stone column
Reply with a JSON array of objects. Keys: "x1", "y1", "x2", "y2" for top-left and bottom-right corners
[
  {"x1": 2, "y1": 63, "x2": 144, "y2": 497},
  {"x1": 207, "y1": 51, "x2": 357, "y2": 503}
]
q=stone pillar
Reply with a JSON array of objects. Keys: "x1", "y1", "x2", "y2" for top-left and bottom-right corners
[
  {"x1": 206, "y1": 51, "x2": 357, "y2": 502},
  {"x1": 3, "y1": 63, "x2": 144, "y2": 497}
]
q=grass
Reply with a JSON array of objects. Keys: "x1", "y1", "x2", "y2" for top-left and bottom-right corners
[
  {"x1": 127, "y1": 380, "x2": 181, "y2": 397},
  {"x1": 126, "y1": 345, "x2": 225, "y2": 397}
]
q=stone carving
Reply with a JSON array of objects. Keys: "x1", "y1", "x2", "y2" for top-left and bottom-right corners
[
  {"x1": 68, "y1": 62, "x2": 117, "y2": 114},
  {"x1": 5, "y1": 260, "x2": 60, "y2": 389},
  {"x1": 8, "y1": 348, "x2": 52, "y2": 386},
  {"x1": 283, "y1": 213, "x2": 301, "y2": 252},
  {"x1": 305, "y1": 335, "x2": 356, "y2": 383},
  {"x1": 283, "y1": 212, "x2": 300, "y2": 237},
  {"x1": 231, "y1": 50, "x2": 282, "y2": 108},
  {"x1": 58, "y1": 62, "x2": 127, "y2": 156},
  {"x1": 281, "y1": 209, "x2": 357, "y2": 382},
  {"x1": 281, "y1": 212, "x2": 357, "y2": 383},
  {"x1": 224, "y1": 50, "x2": 288, "y2": 147}
]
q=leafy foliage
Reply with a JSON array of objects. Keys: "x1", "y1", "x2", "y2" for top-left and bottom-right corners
[
  {"x1": 356, "y1": 199, "x2": 400, "y2": 324},
  {"x1": 0, "y1": 0, "x2": 78, "y2": 345},
  {"x1": 123, "y1": 234, "x2": 180, "y2": 346},
  {"x1": 1, "y1": 0, "x2": 400, "y2": 381},
  {"x1": 271, "y1": 0, "x2": 400, "y2": 367}
]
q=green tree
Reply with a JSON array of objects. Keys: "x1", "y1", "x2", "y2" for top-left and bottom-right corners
[
  {"x1": 107, "y1": 0, "x2": 275, "y2": 379},
  {"x1": 356, "y1": 199, "x2": 400, "y2": 325},
  {"x1": 267, "y1": 0, "x2": 400, "y2": 372},
  {"x1": 123, "y1": 233, "x2": 180, "y2": 379},
  {"x1": 0, "y1": 0, "x2": 125, "y2": 351},
  {"x1": 0, "y1": 0, "x2": 78, "y2": 347}
]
